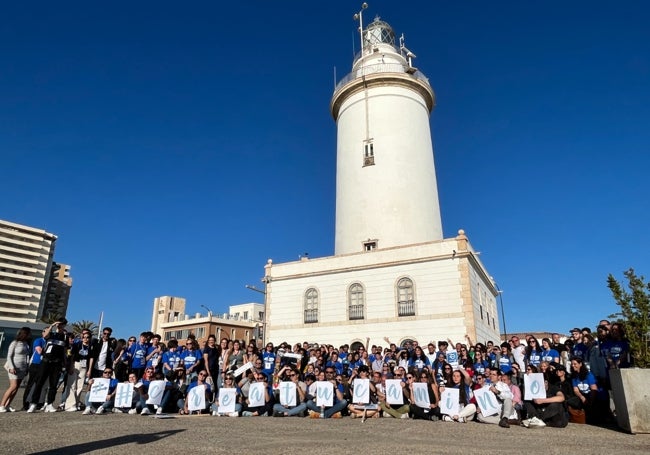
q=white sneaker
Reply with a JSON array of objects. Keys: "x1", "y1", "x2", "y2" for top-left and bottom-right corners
[
  {"x1": 113, "y1": 408, "x2": 124, "y2": 414},
  {"x1": 27, "y1": 404, "x2": 37, "y2": 413},
  {"x1": 400, "y1": 413, "x2": 409, "y2": 419},
  {"x1": 0, "y1": 406, "x2": 6, "y2": 413},
  {"x1": 82, "y1": 408, "x2": 93, "y2": 415},
  {"x1": 228, "y1": 412, "x2": 239, "y2": 417},
  {"x1": 65, "y1": 406, "x2": 78, "y2": 412},
  {"x1": 128, "y1": 409, "x2": 138, "y2": 415},
  {"x1": 7, "y1": 407, "x2": 16, "y2": 412},
  {"x1": 141, "y1": 408, "x2": 151, "y2": 415},
  {"x1": 212, "y1": 410, "x2": 218, "y2": 416},
  {"x1": 521, "y1": 418, "x2": 531, "y2": 428},
  {"x1": 96, "y1": 406, "x2": 105, "y2": 414},
  {"x1": 156, "y1": 408, "x2": 163, "y2": 415},
  {"x1": 44, "y1": 404, "x2": 58, "y2": 413},
  {"x1": 442, "y1": 415, "x2": 453, "y2": 422},
  {"x1": 528, "y1": 417, "x2": 546, "y2": 428}
]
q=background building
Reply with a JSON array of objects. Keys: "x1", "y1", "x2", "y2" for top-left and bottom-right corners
[
  {"x1": 0, "y1": 218, "x2": 71, "y2": 356},
  {"x1": 151, "y1": 295, "x2": 264, "y2": 347},
  {"x1": 263, "y1": 16, "x2": 501, "y2": 347}
]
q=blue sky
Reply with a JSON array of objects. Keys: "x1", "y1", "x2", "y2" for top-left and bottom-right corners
[{"x1": 2, "y1": 1, "x2": 649, "y2": 340}]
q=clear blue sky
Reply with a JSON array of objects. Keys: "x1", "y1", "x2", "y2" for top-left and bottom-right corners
[{"x1": 2, "y1": 1, "x2": 649, "y2": 340}]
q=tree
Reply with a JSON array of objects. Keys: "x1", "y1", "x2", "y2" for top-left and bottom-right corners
[
  {"x1": 607, "y1": 268, "x2": 650, "y2": 368},
  {"x1": 70, "y1": 320, "x2": 99, "y2": 337}
]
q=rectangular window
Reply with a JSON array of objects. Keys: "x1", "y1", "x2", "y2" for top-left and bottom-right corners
[
  {"x1": 364, "y1": 241, "x2": 377, "y2": 251},
  {"x1": 480, "y1": 305, "x2": 484, "y2": 320},
  {"x1": 363, "y1": 141, "x2": 375, "y2": 166},
  {"x1": 243, "y1": 311, "x2": 248, "y2": 320}
]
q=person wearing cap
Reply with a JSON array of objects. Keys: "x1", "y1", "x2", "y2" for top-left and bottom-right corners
[{"x1": 27, "y1": 318, "x2": 70, "y2": 413}]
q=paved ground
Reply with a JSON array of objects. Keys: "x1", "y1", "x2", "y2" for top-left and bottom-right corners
[{"x1": 0, "y1": 411, "x2": 648, "y2": 455}]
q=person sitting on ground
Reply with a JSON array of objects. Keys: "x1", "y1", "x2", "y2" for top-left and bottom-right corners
[
  {"x1": 522, "y1": 374, "x2": 568, "y2": 428},
  {"x1": 440, "y1": 366, "x2": 476, "y2": 423},
  {"x1": 179, "y1": 370, "x2": 212, "y2": 415},
  {"x1": 476, "y1": 369, "x2": 515, "y2": 428},
  {"x1": 347, "y1": 365, "x2": 379, "y2": 419},
  {"x1": 408, "y1": 370, "x2": 441, "y2": 421},
  {"x1": 241, "y1": 371, "x2": 271, "y2": 416},
  {"x1": 377, "y1": 367, "x2": 411, "y2": 419},
  {"x1": 83, "y1": 367, "x2": 119, "y2": 415},
  {"x1": 306, "y1": 367, "x2": 347, "y2": 418},
  {"x1": 273, "y1": 366, "x2": 307, "y2": 417}
]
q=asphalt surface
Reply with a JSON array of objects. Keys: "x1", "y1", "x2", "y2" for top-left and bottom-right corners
[{"x1": 0, "y1": 411, "x2": 649, "y2": 455}]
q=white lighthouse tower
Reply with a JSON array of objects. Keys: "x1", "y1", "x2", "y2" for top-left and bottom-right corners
[
  {"x1": 262, "y1": 6, "x2": 501, "y2": 348},
  {"x1": 331, "y1": 12, "x2": 443, "y2": 255}
]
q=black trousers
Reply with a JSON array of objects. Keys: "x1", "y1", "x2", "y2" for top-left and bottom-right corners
[
  {"x1": 31, "y1": 360, "x2": 63, "y2": 406},
  {"x1": 22, "y1": 363, "x2": 43, "y2": 408}
]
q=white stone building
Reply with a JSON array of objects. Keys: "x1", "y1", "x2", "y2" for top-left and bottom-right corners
[{"x1": 263, "y1": 15, "x2": 500, "y2": 347}]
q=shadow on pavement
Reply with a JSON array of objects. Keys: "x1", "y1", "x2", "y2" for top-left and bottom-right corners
[{"x1": 30, "y1": 429, "x2": 186, "y2": 455}]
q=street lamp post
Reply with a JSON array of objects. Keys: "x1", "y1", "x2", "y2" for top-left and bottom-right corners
[
  {"x1": 494, "y1": 283, "x2": 507, "y2": 341},
  {"x1": 245, "y1": 283, "x2": 267, "y2": 346}
]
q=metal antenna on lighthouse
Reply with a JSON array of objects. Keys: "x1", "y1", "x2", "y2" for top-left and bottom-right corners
[{"x1": 353, "y1": 3, "x2": 368, "y2": 55}]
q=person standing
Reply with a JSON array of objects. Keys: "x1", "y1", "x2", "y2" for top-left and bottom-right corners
[
  {"x1": 1, "y1": 327, "x2": 32, "y2": 412},
  {"x1": 88, "y1": 327, "x2": 117, "y2": 379},
  {"x1": 21, "y1": 327, "x2": 47, "y2": 410},
  {"x1": 27, "y1": 318, "x2": 69, "y2": 413},
  {"x1": 63, "y1": 331, "x2": 92, "y2": 411}
]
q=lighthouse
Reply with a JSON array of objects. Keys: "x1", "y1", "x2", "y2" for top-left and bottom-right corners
[
  {"x1": 263, "y1": 6, "x2": 501, "y2": 348},
  {"x1": 331, "y1": 14, "x2": 443, "y2": 255}
]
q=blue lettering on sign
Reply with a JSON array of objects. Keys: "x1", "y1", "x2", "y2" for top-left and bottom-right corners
[
  {"x1": 413, "y1": 387, "x2": 428, "y2": 403},
  {"x1": 353, "y1": 383, "x2": 367, "y2": 400},
  {"x1": 317, "y1": 386, "x2": 332, "y2": 401},
  {"x1": 387, "y1": 384, "x2": 401, "y2": 400},
  {"x1": 445, "y1": 392, "x2": 453, "y2": 408},
  {"x1": 190, "y1": 388, "x2": 202, "y2": 407},
  {"x1": 116, "y1": 386, "x2": 131, "y2": 406},
  {"x1": 280, "y1": 382, "x2": 293, "y2": 404},
  {"x1": 531, "y1": 380, "x2": 541, "y2": 395},
  {"x1": 250, "y1": 385, "x2": 263, "y2": 402},
  {"x1": 476, "y1": 392, "x2": 497, "y2": 410},
  {"x1": 222, "y1": 393, "x2": 232, "y2": 405}
]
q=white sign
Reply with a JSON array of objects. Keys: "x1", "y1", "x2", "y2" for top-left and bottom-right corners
[
  {"x1": 352, "y1": 378, "x2": 370, "y2": 404},
  {"x1": 187, "y1": 384, "x2": 206, "y2": 412},
  {"x1": 233, "y1": 362, "x2": 253, "y2": 378},
  {"x1": 411, "y1": 382, "x2": 430, "y2": 409},
  {"x1": 278, "y1": 381, "x2": 297, "y2": 407},
  {"x1": 385, "y1": 379, "x2": 404, "y2": 405},
  {"x1": 146, "y1": 380, "x2": 165, "y2": 405},
  {"x1": 114, "y1": 383, "x2": 134, "y2": 408},
  {"x1": 446, "y1": 350, "x2": 459, "y2": 369},
  {"x1": 524, "y1": 373, "x2": 546, "y2": 400},
  {"x1": 281, "y1": 352, "x2": 302, "y2": 360},
  {"x1": 473, "y1": 387, "x2": 501, "y2": 416},
  {"x1": 439, "y1": 388, "x2": 460, "y2": 416},
  {"x1": 248, "y1": 382, "x2": 266, "y2": 407},
  {"x1": 218, "y1": 388, "x2": 237, "y2": 413},
  {"x1": 315, "y1": 381, "x2": 334, "y2": 407},
  {"x1": 88, "y1": 378, "x2": 110, "y2": 402}
]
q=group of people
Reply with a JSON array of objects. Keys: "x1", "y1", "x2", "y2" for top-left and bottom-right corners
[{"x1": 1, "y1": 316, "x2": 630, "y2": 429}]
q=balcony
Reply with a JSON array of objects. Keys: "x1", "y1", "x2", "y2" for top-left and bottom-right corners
[
  {"x1": 304, "y1": 309, "x2": 318, "y2": 324},
  {"x1": 398, "y1": 300, "x2": 415, "y2": 317}
]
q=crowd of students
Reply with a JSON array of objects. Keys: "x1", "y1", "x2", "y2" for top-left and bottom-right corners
[{"x1": 1, "y1": 317, "x2": 631, "y2": 429}]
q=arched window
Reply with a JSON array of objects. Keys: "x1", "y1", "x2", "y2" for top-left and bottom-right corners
[
  {"x1": 348, "y1": 283, "x2": 365, "y2": 320},
  {"x1": 397, "y1": 277, "x2": 415, "y2": 316},
  {"x1": 304, "y1": 288, "x2": 319, "y2": 323}
]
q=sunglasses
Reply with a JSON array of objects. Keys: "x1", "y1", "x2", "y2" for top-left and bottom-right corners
[{"x1": 103, "y1": 371, "x2": 112, "y2": 374}]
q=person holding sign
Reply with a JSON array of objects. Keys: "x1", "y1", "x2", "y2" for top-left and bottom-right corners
[
  {"x1": 378, "y1": 369, "x2": 411, "y2": 419},
  {"x1": 476, "y1": 369, "x2": 515, "y2": 428},
  {"x1": 273, "y1": 366, "x2": 307, "y2": 417},
  {"x1": 408, "y1": 370, "x2": 441, "y2": 421},
  {"x1": 439, "y1": 366, "x2": 476, "y2": 423},
  {"x1": 522, "y1": 375, "x2": 567, "y2": 428},
  {"x1": 347, "y1": 365, "x2": 379, "y2": 419},
  {"x1": 306, "y1": 367, "x2": 348, "y2": 418},
  {"x1": 82, "y1": 368, "x2": 118, "y2": 414},
  {"x1": 179, "y1": 370, "x2": 212, "y2": 415},
  {"x1": 211, "y1": 374, "x2": 242, "y2": 417},
  {"x1": 242, "y1": 372, "x2": 271, "y2": 416}
]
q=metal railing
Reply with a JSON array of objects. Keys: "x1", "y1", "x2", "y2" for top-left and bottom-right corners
[
  {"x1": 349, "y1": 304, "x2": 365, "y2": 320},
  {"x1": 334, "y1": 63, "x2": 430, "y2": 92},
  {"x1": 304, "y1": 309, "x2": 319, "y2": 324},
  {"x1": 398, "y1": 300, "x2": 416, "y2": 317}
]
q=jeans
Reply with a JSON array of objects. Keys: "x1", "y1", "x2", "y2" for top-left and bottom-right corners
[
  {"x1": 273, "y1": 402, "x2": 307, "y2": 416},
  {"x1": 306, "y1": 399, "x2": 348, "y2": 418}
]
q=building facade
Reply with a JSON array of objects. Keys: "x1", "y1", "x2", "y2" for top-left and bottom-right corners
[
  {"x1": 151, "y1": 295, "x2": 264, "y2": 347},
  {"x1": 0, "y1": 219, "x2": 58, "y2": 323},
  {"x1": 263, "y1": 15, "x2": 501, "y2": 347}
]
